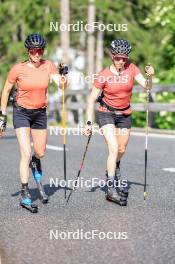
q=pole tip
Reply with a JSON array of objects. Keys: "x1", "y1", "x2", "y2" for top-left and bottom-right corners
[{"x1": 144, "y1": 192, "x2": 148, "y2": 200}]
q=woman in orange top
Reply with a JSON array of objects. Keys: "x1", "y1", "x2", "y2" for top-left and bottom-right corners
[
  {"x1": 84, "y1": 39, "x2": 154, "y2": 206},
  {"x1": 0, "y1": 33, "x2": 68, "y2": 213}
]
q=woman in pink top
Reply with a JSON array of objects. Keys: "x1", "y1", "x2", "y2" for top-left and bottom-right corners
[
  {"x1": 0, "y1": 33, "x2": 68, "y2": 213},
  {"x1": 84, "y1": 39, "x2": 154, "y2": 206}
]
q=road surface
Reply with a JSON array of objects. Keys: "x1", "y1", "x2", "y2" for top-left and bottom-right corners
[{"x1": 0, "y1": 128, "x2": 175, "y2": 264}]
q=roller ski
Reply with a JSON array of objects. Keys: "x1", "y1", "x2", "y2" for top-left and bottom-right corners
[
  {"x1": 115, "y1": 161, "x2": 129, "y2": 198},
  {"x1": 20, "y1": 185, "x2": 38, "y2": 213},
  {"x1": 30, "y1": 155, "x2": 49, "y2": 204},
  {"x1": 105, "y1": 175, "x2": 127, "y2": 206}
]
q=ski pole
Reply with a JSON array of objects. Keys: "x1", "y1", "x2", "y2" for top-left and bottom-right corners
[
  {"x1": 66, "y1": 134, "x2": 92, "y2": 204},
  {"x1": 144, "y1": 72, "x2": 152, "y2": 200},
  {"x1": 61, "y1": 75, "x2": 67, "y2": 199},
  {"x1": 59, "y1": 63, "x2": 68, "y2": 200}
]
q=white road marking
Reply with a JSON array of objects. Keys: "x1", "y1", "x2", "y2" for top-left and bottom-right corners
[
  {"x1": 31, "y1": 142, "x2": 68, "y2": 151},
  {"x1": 162, "y1": 168, "x2": 175, "y2": 173},
  {"x1": 46, "y1": 145, "x2": 68, "y2": 151},
  {"x1": 131, "y1": 132, "x2": 175, "y2": 139},
  {"x1": 45, "y1": 131, "x2": 173, "y2": 153}
]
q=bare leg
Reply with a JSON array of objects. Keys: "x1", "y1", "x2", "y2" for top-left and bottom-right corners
[
  {"x1": 101, "y1": 124, "x2": 118, "y2": 176},
  {"x1": 116, "y1": 128, "x2": 131, "y2": 163},
  {"x1": 15, "y1": 127, "x2": 31, "y2": 184}
]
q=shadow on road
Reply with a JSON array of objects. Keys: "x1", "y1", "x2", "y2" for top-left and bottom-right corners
[
  {"x1": 11, "y1": 184, "x2": 71, "y2": 202},
  {"x1": 87, "y1": 180, "x2": 147, "y2": 193},
  {"x1": 11, "y1": 181, "x2": 149, "y2": 201}
]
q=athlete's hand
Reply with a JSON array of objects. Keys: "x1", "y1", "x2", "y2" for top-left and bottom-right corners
[
  {"x1": 145, "y1": 64, "x2": 154, "y2": 76},
  {"x1": 0, "y1": 111, "x2": 7, "y2": 137},
  {"x1": 83, "y1": 124, "x2": 92, "y2": 137},
  {"x1": 59, "y1": 63, "x2": 69, "y2": 75}
]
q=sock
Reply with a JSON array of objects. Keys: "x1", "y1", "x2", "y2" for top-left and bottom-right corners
[
  {"x1": 32, "y1": 154, "x2": 40, "y2": 162},
  {"x1": 116, "y1": 160, "x2": 120, "y2": 169},
  {"x1": 21, "y1": 183, "x2": 28, "y2": 189}
]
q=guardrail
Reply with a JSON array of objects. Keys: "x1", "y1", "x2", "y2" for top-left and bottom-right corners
[
  {"x1": 4, "y1": 84, "x2": 175, "y2": 127},
  {"x1": 56, "y1": 84, "x2": 175, "y2": 112},
  {"x1": 53, "y1": 84, "x2": 175, "y2": 127}
]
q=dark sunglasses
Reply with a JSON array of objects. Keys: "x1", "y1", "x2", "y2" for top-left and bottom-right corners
[
  {"x1": 29, "y1": 48, "x2": 44, "y2": 55},
  {"x1": 113, "y1": 55, "x2": 128, "y2": 61}
]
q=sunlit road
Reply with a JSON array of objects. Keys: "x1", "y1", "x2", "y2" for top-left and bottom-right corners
[{"x1": 0, "y1": 128, "x2": 175, "y2": 264}]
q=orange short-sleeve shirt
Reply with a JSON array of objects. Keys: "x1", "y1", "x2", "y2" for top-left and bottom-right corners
[
  {"x1": 94, "y1": 63, "x2": 140, "y2": 115},
  {"x1": 8, "y1": 60, "x2": 58, "y2": 109}
]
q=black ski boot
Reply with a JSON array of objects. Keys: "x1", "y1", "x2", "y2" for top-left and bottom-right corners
[
  {"x1": 115, "y1": 161, "x2": 129, "y2": 198},
  {"x1": 105, "y1": 175, "x2": 127, "y2": 206},
  {"x1": 20, "y1": 185, "x2": 38, "y2": 213},
  {"x1": 30, "y1": 155, "x2": 49, "y2": 204}
]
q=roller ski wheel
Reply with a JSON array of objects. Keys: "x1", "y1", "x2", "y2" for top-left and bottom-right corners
[{"x1": 20, "y1": 188, "x2": 38, "y2": 213}]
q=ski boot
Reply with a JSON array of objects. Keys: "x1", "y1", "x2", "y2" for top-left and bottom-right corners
[
  {"x1": 30, "y1": 155, "x2": 49, "y2": 204},
  {"x1": 105, "y1": 175, "x2": 127, "y2": 206},
  {"x1": 115, "y1": 161, "x2": 129, "y2": 198},
  {"x1": 20, "y1": 185, "x2": 38, "y2": 213}
]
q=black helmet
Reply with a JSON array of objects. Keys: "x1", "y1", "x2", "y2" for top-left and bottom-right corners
[
  {"x1": 110, "y1": 39, "x2": 131, "y2": 56},
  {"x1": 24, "y1": 33, "x2": 46, "y2": 49}
]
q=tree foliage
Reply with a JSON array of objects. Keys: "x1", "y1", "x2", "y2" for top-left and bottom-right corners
[{"x1": 0, "y1": 0, "x2": 175, "y2": 128}]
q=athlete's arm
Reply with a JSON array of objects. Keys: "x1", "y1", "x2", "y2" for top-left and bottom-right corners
[
  {"x1": 0, "y1": 79, "x2": 14, "y2": 114},
  {"x1": 135, "y1": 65, "x2": 154, "y2": 89},
  {"x1": 134, "y1": 73, "x2": 149, "y2": 89},
  {"x1": 86, "y1": 86, "x2": 101, "y2": 123}
]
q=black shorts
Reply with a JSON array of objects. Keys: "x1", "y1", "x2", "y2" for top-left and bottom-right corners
[
  {"x1": 97, "y1": 111, "x2": 132, "y2": 129},
  {"x1": 13, "y1": 106, "x2": 47, "y2": 129}
]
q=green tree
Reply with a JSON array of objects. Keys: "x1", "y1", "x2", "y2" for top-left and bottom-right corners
[{"x1": 0, "y1": 0, "x2": 59, "y2": 85}]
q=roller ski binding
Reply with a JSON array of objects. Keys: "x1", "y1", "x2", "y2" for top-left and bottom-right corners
[
  {"x1": 30, "y1": 155, "x2": 49, "y2": 204},
  {"x1": 20, "y1": 185, "x2": 38, "y2": 213}
]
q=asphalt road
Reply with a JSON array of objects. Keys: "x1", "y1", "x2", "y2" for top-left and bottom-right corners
[{"x1": 0, "y1": 128, "x2": 175, "y2": 264}]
